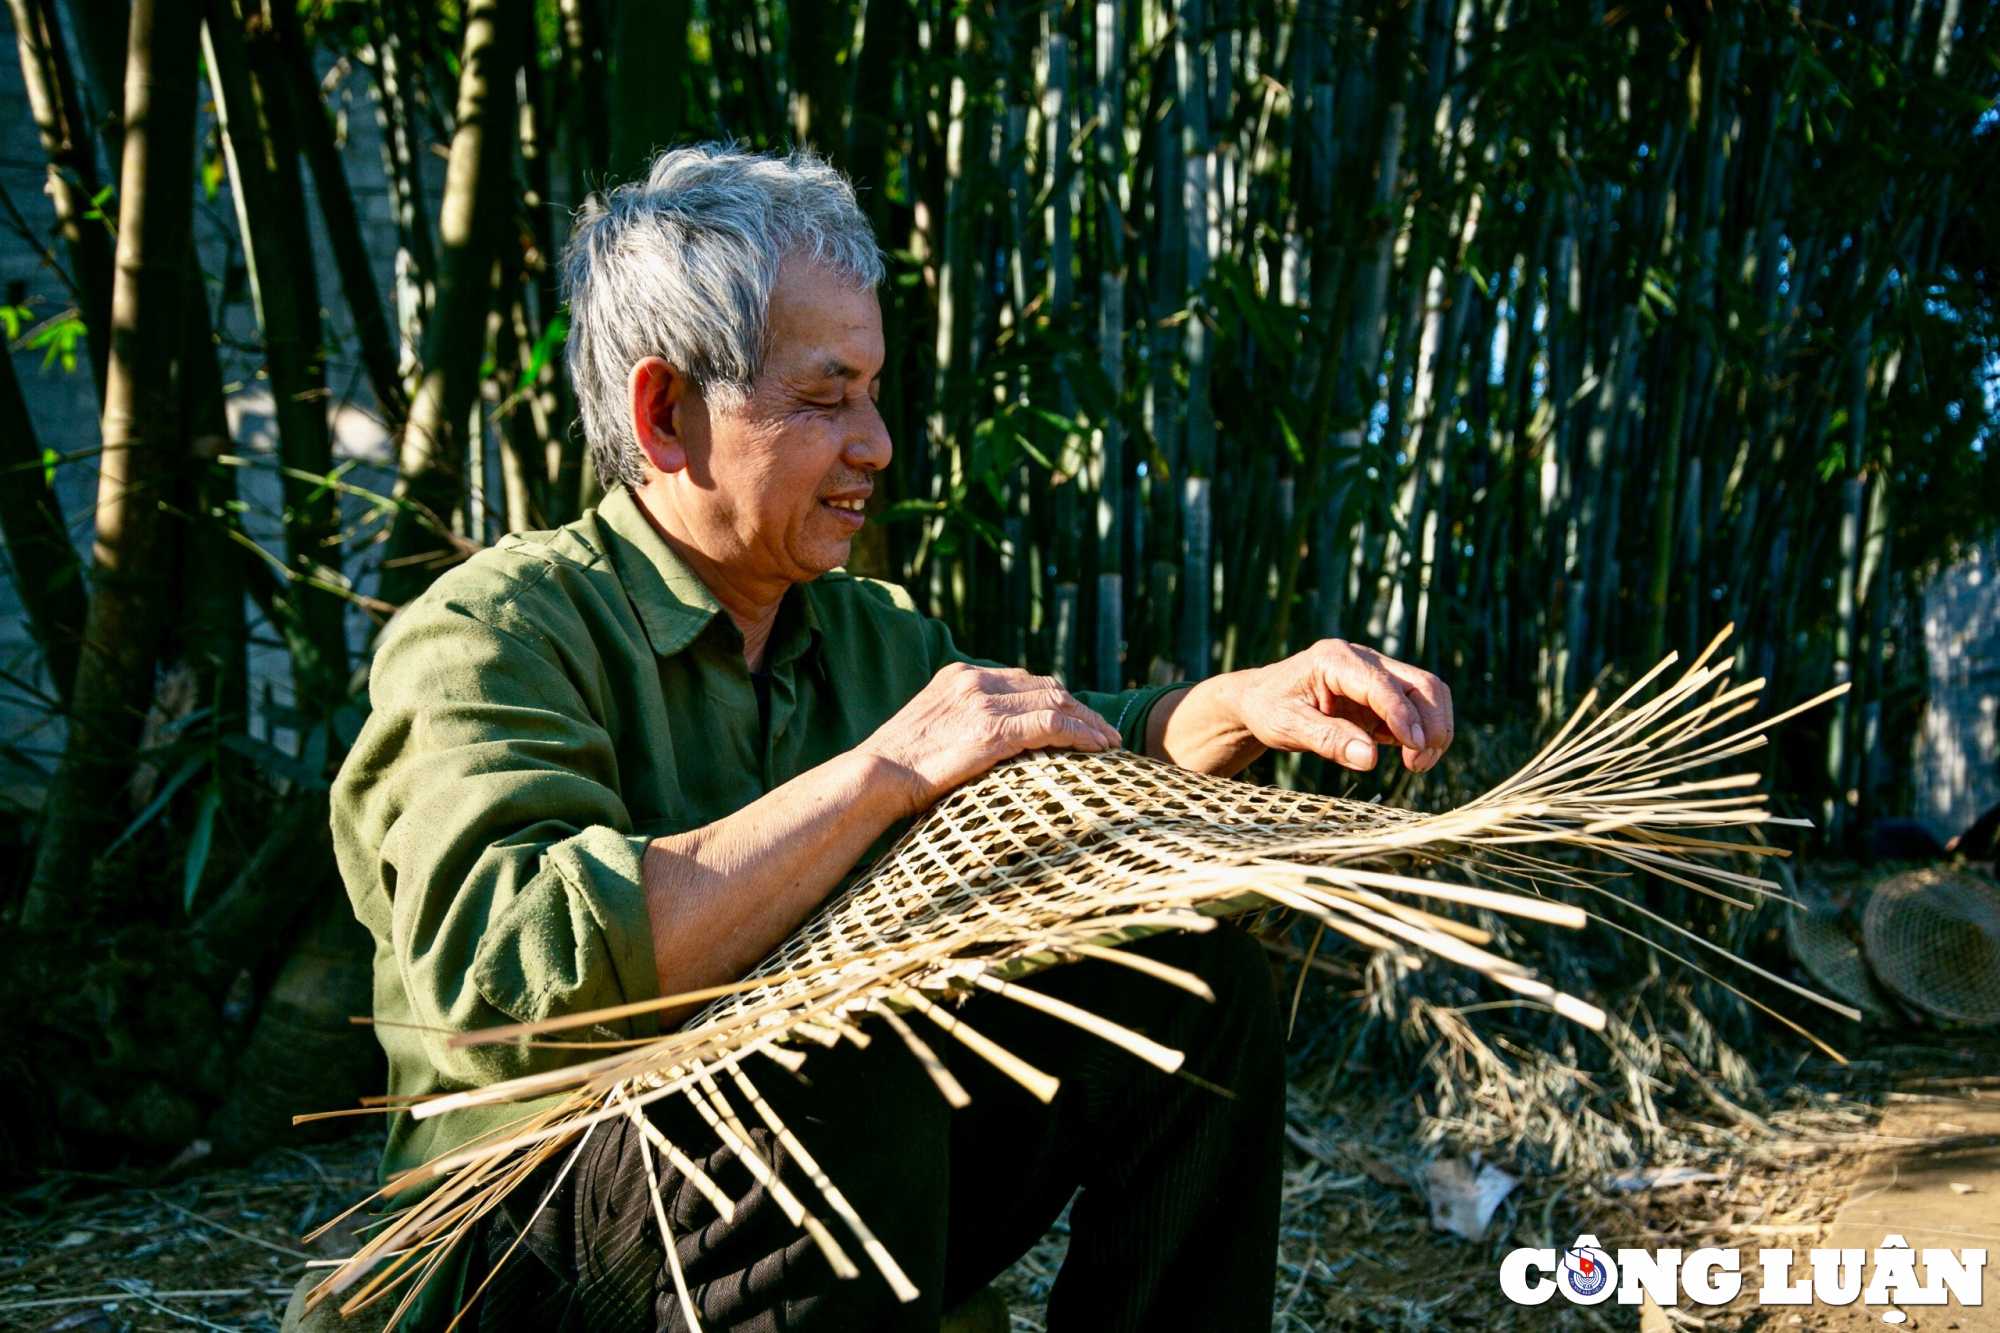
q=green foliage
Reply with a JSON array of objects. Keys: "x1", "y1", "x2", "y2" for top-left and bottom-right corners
[
  {"x1": 2, "y1": 302, "x2": 89, "y2": 372},
  {"x1": 279, "y1": 0, "x2": 1999, "y2": 830}
]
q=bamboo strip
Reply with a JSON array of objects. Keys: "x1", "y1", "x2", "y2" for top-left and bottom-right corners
[
  {"x1": 726, "y1": 1065, "x2": 921, "y2": 1302},
  {"x1": 631, "y1": 1099, "x2": 705, "y2": 1332},
  {"x1": 900, "y1": 989, "x2": 1062, "y2": 1103},
  {"x1": 969, "y1": 973, "x2": 1186, "y2": 1072},
  {"x1": 1065, "y1": 942, "x2": 1217, "y2": 998},
  {"x1": 871, "y1": 1003, "x2": 973, "y2": 1108}
]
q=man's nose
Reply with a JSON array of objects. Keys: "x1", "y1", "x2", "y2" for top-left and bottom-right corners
[{"x1": 843, "y1": 397, "x2": 894, "y2": 472}]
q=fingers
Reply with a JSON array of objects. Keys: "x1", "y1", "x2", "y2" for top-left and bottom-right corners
[
  {"x1": 999, "y1": 705, "x2": 1120, "y2": 754},
  {"x1": 1007, "y1": 690, "x2": 1119, "y2": 750},
  {"x1": 1269, "y1": 641, "x2": 1455, "y2": 773},
  {"x1": 1379, "y1": 656, "x2": 1454, "y2": 772},
  {"x1": 1319, "y1": 644, "x2": 1427, "y2": 755},
  {"x1": 939, "y1": 663, "x2": 1120, "y2": 749},
  {"x1": 1293, "y1": 709, "x2": 1382, "y2": 771}
]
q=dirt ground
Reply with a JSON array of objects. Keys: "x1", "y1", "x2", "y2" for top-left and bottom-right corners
[
  {"x1": 993, "y1": 1039, "x2": 2000, "y2": 1332},
  {"x1": 0, "y1": 1133, "x2": 379, "y2": 1332},
  {"x1": 3, "y1": 1034, "x2": 1991, "y2": 1333}
]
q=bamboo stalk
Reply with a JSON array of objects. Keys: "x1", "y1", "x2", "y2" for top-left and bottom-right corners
[
  {"x1": 379, "y1": 0, "x2": 527, "y2": 607},
  {"x1": 263, "y1": 0, "x2": 408, "y2": 424},
  {"x1": 21, "y1": 0, "x2": 201, "y2": 928},
  {"x1": 203, "y1": 0, "x2": 347, "y2": 710},
  {"x1": 8, "y1": 0, "x2": 114, "y2": 398},
  {"x1": 0, "y1": 346, "x2": 85, "y2": 700}
]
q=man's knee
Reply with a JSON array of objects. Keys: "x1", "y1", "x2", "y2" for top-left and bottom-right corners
[
  {"x1": 1137, "y1": 924, "x2": 1279, "y2": 1024},
  {"x1": 1122, "y1": 924, "x2": 1283, "y2": 1089}
]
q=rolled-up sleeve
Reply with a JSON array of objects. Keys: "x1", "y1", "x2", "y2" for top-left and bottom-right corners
[{"x1": 335, "y1": 592, "x2": 659, "y2": 1089}]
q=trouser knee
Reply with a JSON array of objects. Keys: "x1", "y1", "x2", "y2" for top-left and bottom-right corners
[
  {"x1": 1142, "y1": 924, "x2": 1279, "y2": 1027},
  {"x1": 1117, "y1": 923, "x2": 1282, "y2": 1102}
]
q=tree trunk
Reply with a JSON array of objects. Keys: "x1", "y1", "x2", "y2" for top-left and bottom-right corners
[
  {"x1": 928, "y1": 11, "x2": 975, "y2": 632},
  {"x1": 516, "y1": 41, "x2": 577, "y2": 525},
  {"x1": 364, "y1": 0, "x2": 437, "y2": 390},
  {"x1": 1640, "y1": 44, "x2": 1720, "y2": 666},
  {"x1": 558, "y1": 0, "x2": 609, "y2": 194},
  {"x1": 0, "y1": 349, "x2": 85, "y2": 702},
  {"x1": 176, "y1": 245, "x2": 248, "y2": 734},
  {"x1": 57, "y1": 0, "x2": 125, "y2": 162},
  {"x1": 1175, "y1": 0, "x2": 1213, "y2": 680},
  {"x1": 263, "y1": 0, "x2": 408, "y2": 424},
  {"x1": 607, "y1": 0, "x2": 687, "y2": 182},
  {"x1": 788, "y1": 0, "x2": 849, "y2": 154},
  {"x1": 9, "y1": 0, "x2": 116, "y2": 400},
  {"x1": 499, "y1": 289, "x2": 552, "y2": 532},
  {"x1": 203, "y1": 0, "x2": 347, "y2": 714},
  {"x1": 22, "y1": 0, "x2": 199, "y2": 929},
  {"x1": 1825, "y1": 317, "x2": 1873, "y2": 846},
  {"x1": 549, "y1": 0, "x2": 602, "y2": 522},
  {"x1": 1043, "y1": 23, "x2": 1079, "y2": 686},
  {"x1": 378, "y1": 0, "x2": 526, "y2": 608},
  {"x1": 1092, "y1": 0, "x2": 1125, "y2": 691},
  {"x1": 844, "y1": 0, "x2": 905, "y2": 229}
]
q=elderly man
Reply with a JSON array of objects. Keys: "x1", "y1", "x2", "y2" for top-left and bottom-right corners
[{"x1": 333, "y1": 145, "x2": 1452, "y2": 1333}]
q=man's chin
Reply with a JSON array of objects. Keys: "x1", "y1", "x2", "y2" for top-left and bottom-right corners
[{"x1": 794, "y1": 536, "x2": 855, "y2": 578}]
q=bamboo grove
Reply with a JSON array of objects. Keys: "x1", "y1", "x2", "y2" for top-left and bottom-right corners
[
  {"x1": 330, "y1": 0, "x2": 2000, "y2": 823},
  {"x1": 0, "y1": 0, "x2": 1994, "y2": 1171},
  {"x1": 5, "y1": 0, "x2": 2000, "y2": 935}
]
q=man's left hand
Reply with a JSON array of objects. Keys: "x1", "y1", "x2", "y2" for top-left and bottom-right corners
[
  {"x1": 1228, "y1": 640, "x2": 1453, "y2": 773},
  {"x1": 1148, "y1": 639, "x2": 1454, "y2": 777}
]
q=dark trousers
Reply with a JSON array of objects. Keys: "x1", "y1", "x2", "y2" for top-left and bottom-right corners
[{"x1": 473, "y1": 926, "x2": 1283, "y2": 1332}]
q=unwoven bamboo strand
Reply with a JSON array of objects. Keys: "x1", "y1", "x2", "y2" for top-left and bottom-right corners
[{"x1": 310, "y1": 634, "x2": 1850, "y2": 1328}]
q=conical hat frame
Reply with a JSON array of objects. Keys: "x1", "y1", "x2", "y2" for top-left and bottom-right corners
[{"x1": 303, "y1": 629, "x2": 1852, "y2": 1330}]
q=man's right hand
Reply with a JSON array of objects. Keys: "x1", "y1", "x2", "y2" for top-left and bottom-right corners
[{"x1": 858, "y1": 663, "x2": 1122, "y2": 818}]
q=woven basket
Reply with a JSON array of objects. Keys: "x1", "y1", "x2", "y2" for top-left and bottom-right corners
[
  {"x1": 1782, "y1": 896, "x2": 1896, "y2": 1023},
  {"x1": 1862, "y1": 868, "x2": 2000, "y2": 1026}
]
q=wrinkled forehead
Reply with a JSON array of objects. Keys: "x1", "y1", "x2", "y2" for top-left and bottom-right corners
[{"x1": 760, "y1": 254, "x2": 886, "y2": 381}]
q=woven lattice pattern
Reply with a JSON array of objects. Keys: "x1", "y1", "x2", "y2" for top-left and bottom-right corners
[
  {"x1": 1863, "y1": 868, "x2": 2000, "y2": 1025},
  {"x1": 694, "y1": 751, "x2": 1419, "y2": 1031},
  {"x1": 310, "y1": 633, "x2": 1851, "y2": 1329},
  {"x1": 1784, "y1": 897, "x2": 1896, "y2": 1022}
]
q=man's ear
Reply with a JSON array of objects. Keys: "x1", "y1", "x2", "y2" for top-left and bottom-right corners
[{"x1": 629, "y1": 357, "x2": 691, "y2": 474}]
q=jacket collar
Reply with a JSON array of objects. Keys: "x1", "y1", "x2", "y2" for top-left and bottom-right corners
[{"x1": 595, "y1": 486, "x2": 823, "y2": 673}]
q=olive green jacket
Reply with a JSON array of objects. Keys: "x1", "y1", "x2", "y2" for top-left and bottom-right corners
[{"x1": 331, "y1": 486, "x2": 1182, "y2": 1200}]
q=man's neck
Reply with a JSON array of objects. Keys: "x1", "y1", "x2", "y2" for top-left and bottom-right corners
[{"x1": 631, "y1": 488, "x2": 786, "y2": 671}]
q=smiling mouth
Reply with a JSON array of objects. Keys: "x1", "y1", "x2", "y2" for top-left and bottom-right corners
[{"x1": 821, "y1": 497, "x2": 867, "y2": 514}]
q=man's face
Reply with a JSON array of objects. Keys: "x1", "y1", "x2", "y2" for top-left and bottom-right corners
[{"x1": 637, "y1": 256, "x2": 891, "y2": 590}]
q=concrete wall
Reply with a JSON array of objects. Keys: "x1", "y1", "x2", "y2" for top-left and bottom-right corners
[{"x1": 1915, "y1": 539, "x2": 2000, "y2": 843}]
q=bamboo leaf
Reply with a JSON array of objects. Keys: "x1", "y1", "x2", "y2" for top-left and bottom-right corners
[
  {"x1": 515, "y1": 310, "x2": 568, "y2": 391},
  {"x1": 1275, "y1": 410, "x2": 1306, "y2": 466},
  {"x1": 220, "y1": 733, "x2": 331, "y2": 791},
  {"x1": 182, "y1": 782, "x2": 222, "y2": 913},
  {"x1": 879, "y1": 498, "x2": 947, "y2": 521},
  {"x1": 105, "y1": 755, "x2": 205, "y2": 857}
]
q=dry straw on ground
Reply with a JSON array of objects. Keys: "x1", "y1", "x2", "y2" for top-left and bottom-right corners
[{"x1": 309, "y1": 630, "x2": 1850, "y2": 1329}]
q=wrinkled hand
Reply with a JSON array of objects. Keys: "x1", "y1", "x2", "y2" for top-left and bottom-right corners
[
  {"x1": 1230, "y1": 640, "x2": 1453, "y2": 772},
  {"x1": 859, "y1": 662, "x2": 1121, "y2": 816}
]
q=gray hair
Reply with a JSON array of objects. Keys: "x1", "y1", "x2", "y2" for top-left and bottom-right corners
[{"x1": 561, "y1": 144, "x2": 885, "y2": 491}]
